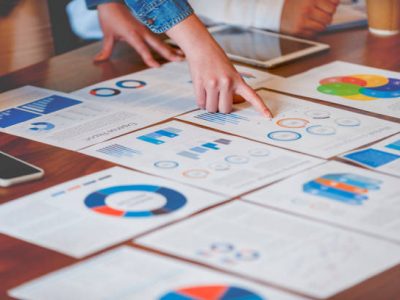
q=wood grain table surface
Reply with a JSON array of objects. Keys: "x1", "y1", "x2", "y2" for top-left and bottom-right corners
[{"x1": 0, "y1": 27, "x2": 399, "y2": 300}]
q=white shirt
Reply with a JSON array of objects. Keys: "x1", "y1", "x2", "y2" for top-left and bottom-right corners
[
  {"x1": 189, "y1": 0, "x2": 285, "y2": 31},
  {"x1": 66, "y1": 0, "x2": 286, "y2": 39}
]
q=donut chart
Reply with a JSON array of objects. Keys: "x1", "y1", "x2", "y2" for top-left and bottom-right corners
[
  {"x1": 115, "y1": 79, "x2": 146, "y2": 89},
  {"x1": 90, "y1": 87, "x2": 121, "y2": 97},
  {"x1": 335, "y1": 117, "x2": 361, "y2": 127},
  {"x1": 159, "y1": 285, "x2": 264, "y2": 300},
  {"x1": 84, "y1": 185, "x2": 187, "y2": 217},
  {"x1": 154, "y1": 161, "x2": 179, "y2": 169},
  {"x1": 267, "y1": 131, "x2": 302, "y2": 141},
  {"x1": 306, "y1": 125, "x2": 336, "y2": 136},
  {"x1": 276, "y1": 118, "x2": 309, "y2": 128},
  {"x1": 317, "y1": 75, "x2": 400, "y2": 101}
]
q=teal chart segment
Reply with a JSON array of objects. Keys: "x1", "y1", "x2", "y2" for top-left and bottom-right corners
[
  {"x1": 84, "y1": 185, "x2": 187, "y2": 217},
  {"x1": 159, "y1": 285, "x2": 264, "y2": 300}
]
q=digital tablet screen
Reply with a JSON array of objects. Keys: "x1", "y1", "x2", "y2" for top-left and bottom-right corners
[{"x1": 211, "y1": 27, "x2": 314, "y2": 61}]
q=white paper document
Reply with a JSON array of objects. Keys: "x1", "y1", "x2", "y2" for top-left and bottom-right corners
[
  {"x1": 246, "y1": 161, "x2": 400, "y2": 243},
  {"x1": 118, "y1": 61, "x2": 277, "y2": 89},
  {"x1": 178, "y1": 90, "x2": 400, "y2": 158},
  {"x1": 82, "y1": 120, "x2": 323, "y2": 196},
  {"x1": 9, "y1": 246, "x2": 305, "y2": 300},
  {"x1": 73, "y1": 61, "x2": 276, "y2": 111},
  {"x1": 0, "y1": 86, "x2": 168, "y2": 150},
  {"x1": 341, "y1": 133, "x2": 400, "y2": 177},
  {"x1": 72, "y1": 63, "x2": 197, "y2": 115},
  {"x1": 265, "y1": 61, "x2": 400, "y2": 119},
  {"x1": 137, "y1": 201, "x2": 400, "y2": 298},
  {"x1": 0, "y1": 167, "x2": 225, "y2": 258}
]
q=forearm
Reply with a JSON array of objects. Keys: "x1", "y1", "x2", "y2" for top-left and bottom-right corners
[{"x1": 166, "y1": 14, "x2": 227, "y2": 62}]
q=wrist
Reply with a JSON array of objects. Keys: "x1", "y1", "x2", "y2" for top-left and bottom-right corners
[{"x1": 166, "y1": 15, "x2": 222, "y2": 59}]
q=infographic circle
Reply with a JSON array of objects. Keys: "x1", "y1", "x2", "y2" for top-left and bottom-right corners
[
  {"x1": 235, "y1": 249, "x2": 260, "y2": 261},
  {"x1": 359, "y1": 88, "x2": 400, "y2": 98},
  {"x1": 319, "y1": 76, "x2": 367, "y2": 86},
  {"x1": 276, "y1": 118, "x2": 309, "y2": 128},
  {"x1": 90, "y1": 87, "x2": 121, "y2": 97},
  {"x1": 318, "y1": 74, "x2": 400, "y2": 101},
  {"x1": 29, "y1": 122, "x2": 55, "y2": 131},
  {"x1": 335, "y1": 117, "x2": 361, "y2": 127},
  {"x1": 225, "y1": 155, "x2": 250, "y2": 164},
  {"x1": 154, "y1": 161, "x2": 179, "y2": 169},
  {"x1": 367, "y1": 78, "x2": 400, "y2": 91},
  {"x1": 267, "y1": 131, "x2": 302, "y2": 141},
  {"x1": 115, "y1": 79, "x2": 147, "y2": 89},
  {"x1": 305, "y1": 110, "x2": 331, "y2": 119},
  {"x1": 211, "y1": 242, "x2": 235, "y2": 253},
  {"x1": 209, "y1": 162, "x2": 231, "y2": 171},
  {"x1": 351, "y1": 74, "x2": 388, "y2": 87},
  {"x1": 159, "y1": 285, "x2": 264, "y2": 300},
  {"x1": 248, "y1": 148, "x2": 270, "y2": 157},
  {"x1": 84, "y1": 185, "x2": 187, "y2": 217},
  {"x1": 317, "y1": 83, "x2": 361, "y2": 96},
  {"x1": 183, "y1": 169, "x2": 209, "y2": 179},
  {"x1": 306, "y1": 125, "x2": 336, "y2": 136}
]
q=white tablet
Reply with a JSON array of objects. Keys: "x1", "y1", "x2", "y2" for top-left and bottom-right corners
[{"x1": 208, "y1": 25, "x2": 330, "y2": 68}]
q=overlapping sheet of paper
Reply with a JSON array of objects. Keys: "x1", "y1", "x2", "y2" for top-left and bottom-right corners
[
  {"x1": 137, "y1": 200, "x2": 400, "y2": 298},
  {"x1": 245, "y1": 161, "x2": 400, "y2": 243},
  {"x1": 9, "y1": 246, "x2": 306, "y2": 300},
  {"x1": 0, "y1": 167, "x2": 225, "y2": 257},
  {"x1": 73, "y1": 61, "x2": 277, "y2": 105},
  {"x1": 341, "y1": 133, "x2": 400, "y2": 177},
  {"x1": 178, "y1": 90, "x2": 400, "y2": 158},
  {"x1": 0, "y1": 86, "x2": 160, "y2": 150},
  {"x1": 82, "y1": 120, "x2": 323, "y2": 196},
  {"x1": 265, "y1": 61, "x2": 400, "y2": 118}
]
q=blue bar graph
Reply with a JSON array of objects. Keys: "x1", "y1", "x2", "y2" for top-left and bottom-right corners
[
  {"x1": 215, "y1": 138, "x2": 231, "y2": 145},
  {"x1": 177, "y1": 151, "x2": 200, "y2": 160},
  {"x1": 202, "y1": 143, "x2": 219, "y2": 150},
  {"x1": 303, "y1": 173, "x2": 382, "y2": 206},
  {"x1": 137, "y1": 127, "x2": 182, "y2": 145},
  {"x1": 0, "y1": 108, "x2": 40, "y2": 128},
  {"x1": 322, "y1": 174, "x2": 382, "y2": 190},
  {"x1": 386, "y1": 139, "x2": 400, "y2": 151},
  {"x1": 97, "y1": 144, "x2": 141, "y2": 158},
  {"x1": 191, "y1": 147, "x2": 208, "y2": 153},
  {"x1": 18, "y1": 95, "x2": 82, "y2": 114},
  {"x1": 194, "y1": 112, "x2": 249, "y2": 125}
]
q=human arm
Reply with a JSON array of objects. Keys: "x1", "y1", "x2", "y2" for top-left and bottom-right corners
[
  {"x1": 125, "y1": 0, "x2": 272, "y2": 116},
  {"x1": 84, "y1": 0, "x2": 184, "y2": 66},
  {"x1": 280, "y1": 0, "x2": 340, "y2": 37},
  {"x1": 95, "y1": 2, "x2": 184, "y2": 66}
]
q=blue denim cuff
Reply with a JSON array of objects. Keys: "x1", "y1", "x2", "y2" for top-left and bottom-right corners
[
  {"x1": 125, "y1": 0, "x2": 194, "y2": 33},
  {"x1": 86, "y1": 0, "x2": 125, "y2": 10}
]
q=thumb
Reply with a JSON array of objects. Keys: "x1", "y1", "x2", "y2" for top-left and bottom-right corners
[{"x1": 94, "y1": 36, "x2": 114, "y2": 62}]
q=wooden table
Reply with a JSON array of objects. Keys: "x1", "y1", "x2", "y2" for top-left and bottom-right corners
[{"x1": 1, "y1": 28, "x2": 400, "y2": 300}]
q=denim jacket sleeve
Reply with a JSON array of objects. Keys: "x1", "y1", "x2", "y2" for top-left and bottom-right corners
[
  {"x1": 124, "y1": 0, "x2": 193, "y2": 33},
  {"x1": 85, "y1": 0, "x2": 125, "y2": 10}
]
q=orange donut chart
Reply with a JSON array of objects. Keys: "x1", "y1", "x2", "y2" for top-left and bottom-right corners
[
  {"x1": 276, "y1": 118, "x2": 309, "y2": 128},
  {"x1": 182, "y1": 169, "x2": 210, "y2": 179}
]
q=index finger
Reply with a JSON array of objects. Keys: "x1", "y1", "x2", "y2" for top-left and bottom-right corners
[{"x1": 236, "y1": 83, "x2": 273, "y2": 119}]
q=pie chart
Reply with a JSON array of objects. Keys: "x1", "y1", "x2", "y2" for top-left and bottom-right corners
[
  {"x1": 84, "y1": 185, "x2": 187, "y2": 218},
  {"x1": 159, "y1": 285, "x2": 264, "y2": 300}
]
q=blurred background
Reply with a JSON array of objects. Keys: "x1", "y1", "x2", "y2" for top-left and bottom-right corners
[
  {"x1": 0, "y1": 0, "x2": 366, "y2": 77},
  {"x1": 0, "y1": 0, "x2": 90, "y2": 77}
]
